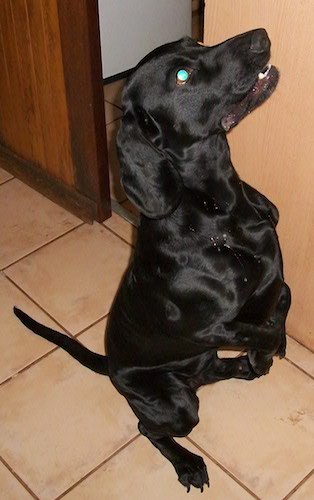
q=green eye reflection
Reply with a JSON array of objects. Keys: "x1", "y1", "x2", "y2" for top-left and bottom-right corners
[{"x1": 176, "y1": 68, "x2": 192, "y2": 85}]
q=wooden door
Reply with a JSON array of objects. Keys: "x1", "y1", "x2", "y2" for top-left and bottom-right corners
[
  {"x1": 0, "y1": 0, "x2": 110, "y2": 222},
  {"x1": 204, "y1": 1, "x2": 314, "y2": 350}
]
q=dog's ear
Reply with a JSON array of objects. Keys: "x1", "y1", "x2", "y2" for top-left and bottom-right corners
[{"x1": 116, "y1": 109, "x2": 182, "y2": 219}]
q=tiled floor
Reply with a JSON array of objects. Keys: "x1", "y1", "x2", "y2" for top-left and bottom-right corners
[{"x1": 0, "y1": 81, "x2": 313, "y2": 499}]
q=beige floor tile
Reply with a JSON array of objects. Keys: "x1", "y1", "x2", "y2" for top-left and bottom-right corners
[
  {"x1": 191, "y1": 358, "x2": 314, "y2": 499},
  {"x1": 63, "y1": 436, "x2": 254, "y2": 500},
  {"x1": 0, "y1": 275, "x2": 67, "y2": 384},
  {"x1": 104, "y1": 79, "x2": 126, "y2": 108},
  {"x1": 106, "y1": 120, "x2": 127, "y2": 202},
  {"x1": 217, "y1": 349, "x2": 243, "y2": 359},
  {"x1": 0, "y1": 461, "x2": 33, "y2": 500},
  {"x1": 103, "y1": 212, "x2": 137, "y2": 246},
  {"x1": 5, "y1": 223, "x2": 132, "y2": 334},
  {"x1": 0, "y1": 319, "x2": 138, "y2": 500},
  {"x1": 105, "y1": 100, "x2": 122, "y2": 124},
  {"x1": 286, "y1": 336, "x2": 314, "y2": 377},
  {"x1": 0, "y1": 166, "x2": 13, "y2": 184},
  {"x1": 0, "y1": 179, "x2": 81, "y2": 269},
  {"x1": 289, "y1": 472, "x2": 314, "y2": 499}
]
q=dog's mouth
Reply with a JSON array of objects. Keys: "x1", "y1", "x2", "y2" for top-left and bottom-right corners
[{"x1": 221, "y1": 64, "x2": 279, "y2": 132}]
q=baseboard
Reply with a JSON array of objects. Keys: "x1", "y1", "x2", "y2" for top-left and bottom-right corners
[
  {"x1": 103, "y1": 68, "x2": 134, "y2": 86},
  {"x1": 0, "y1": 145, "x2": 111, "y2": 223}
]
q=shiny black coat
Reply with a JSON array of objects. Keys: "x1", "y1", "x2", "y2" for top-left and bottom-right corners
[{"x1": 106, "y1": 30, "x2": 291, "y2": 491}]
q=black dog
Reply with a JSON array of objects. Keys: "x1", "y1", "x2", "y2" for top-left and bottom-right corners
[{"x1": 14, "y1": 29, "x2": 291, "y2": 492}]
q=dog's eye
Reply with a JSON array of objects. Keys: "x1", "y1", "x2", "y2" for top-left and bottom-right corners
[{"x1": 176, "y1": 68, "x2": 192, "y2": 85}]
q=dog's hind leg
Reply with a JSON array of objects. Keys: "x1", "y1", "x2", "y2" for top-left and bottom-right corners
[
  {"x1": 118, "y1": 370, "x2": 208, "y2": 491},
  {"x1": 138, "y1": 422, "x2": 209, "y2": 492}
]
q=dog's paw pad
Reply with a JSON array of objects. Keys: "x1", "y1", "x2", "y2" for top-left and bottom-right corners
[
  {"x1": 248, "y1": 351, "x2": 273, "y2": 376},
  {"x1": 236, "y1": 356, "x2": 260, "y2": 380},
  {"x1": 175, "y1": 454, "x2": 209, "y2": 492}
]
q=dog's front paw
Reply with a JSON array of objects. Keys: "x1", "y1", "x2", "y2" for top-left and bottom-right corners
[
  {"x1": 174, "y1": 453, "x2": 209, "y2": 492},
  {"x1": 248, "y1": 351, "x2": 273, "y2": 376},
  {"x1": 235, "y1": 355, "x2": 261, "y2": 380}
]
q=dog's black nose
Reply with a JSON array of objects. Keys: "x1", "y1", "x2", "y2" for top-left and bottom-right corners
[{"x1": 250, "y1": 29, "x2": 270, "y2": 54}]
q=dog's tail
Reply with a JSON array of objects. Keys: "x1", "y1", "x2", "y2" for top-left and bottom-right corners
[{"x1": 14, "y1": 307, "x2": 109, "y2": 376}]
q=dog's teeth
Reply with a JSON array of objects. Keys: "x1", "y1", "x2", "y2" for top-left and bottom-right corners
[{"x1": 258, "y1": 64, "x2": 271, "y2": 80}]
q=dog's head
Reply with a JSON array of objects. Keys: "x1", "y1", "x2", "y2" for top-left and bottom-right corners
[{"x1": 117, "y1": 29, "x2": 279, "y2": 218}]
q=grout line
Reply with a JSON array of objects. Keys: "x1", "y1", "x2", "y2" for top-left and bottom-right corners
[
  {"x1": 287, "y1": 334, "x2": 314, "y2": 355},
  {"x1": 0, "y1": 176, "x2": 14, "y2": 186},
  {"x1": 55, "y1": 434, "x2": 141, "y2": 499},
  {"x1": 282, "y1": 468, "x2": 314, "y2": 499},
  {"x1": 3, "y1": 274, "x2": 72, "y2": 335},
  {"x1": 186, "y1": 437, "x2": 261, "y2": 499},
  {"x1": 0, "y1": 456, "x2": 40, "y2": 500},
  {"x1": 0, "y1": 274, "x2": 77, "y2": 387},
  {"x1": 1, "y1": 221, "x2": 85, "y2": 272},
  {"x1": 0, "y1": 312, "x2": 109, "y2": 387},
  {"x1": 0, "y1": 318, "x2": 110, "y2": 388},
  {"x1": 102, "y1": 223, "x2": 135, "y2": 249},
  {"x1": 74, "y1": 313, "x2": 109, "y2": 338},
  {"x1": 282, "y1": 356, "x2": 314, "y2": 381},
  {"x1": 0, "y1": 344, "x2": 60, "y2": 387},
  {"x1": 1, "y1": 274, "x2": 110, "y2": 386}
]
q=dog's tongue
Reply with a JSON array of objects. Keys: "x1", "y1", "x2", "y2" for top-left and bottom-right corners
[{"x1": 221, "y1": 65, "x2": 279, "y2": 132}]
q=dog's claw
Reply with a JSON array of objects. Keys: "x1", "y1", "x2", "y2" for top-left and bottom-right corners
[{"x1": 176, "y1": 453, "x2": 209, "y2": 492}]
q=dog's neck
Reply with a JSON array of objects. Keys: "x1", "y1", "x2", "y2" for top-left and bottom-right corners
[{"x1": 172, "y1": 133, "x2": 242, "y2": 211}]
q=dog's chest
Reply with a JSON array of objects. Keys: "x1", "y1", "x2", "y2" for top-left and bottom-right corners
[
  {"x1": 177, "y1": 200, "x2": 280, "y2": 265},
  {"x1": 135, "y1": 202, "x2": 283, "y2": 323}
]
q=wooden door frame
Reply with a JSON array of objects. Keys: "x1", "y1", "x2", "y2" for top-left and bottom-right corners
[
  {"x1": 57, "y1": 0, "x2": 110, "y2": 221},
  {"x1": 0, "y1": 0, "x2": 111, "y2": 223}
]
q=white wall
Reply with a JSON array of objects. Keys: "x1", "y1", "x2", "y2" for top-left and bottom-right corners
[{"x1": 98, "y1": 0, "x2": 191, "y2": 79}]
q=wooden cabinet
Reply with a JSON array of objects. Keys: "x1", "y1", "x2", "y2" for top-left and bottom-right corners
[
  {"x1": 0, "y1": 0, "x2": 110, "y2": 222},
  {"x1": 204, "y1": 0, "x2": 314, "y2": 350}
]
